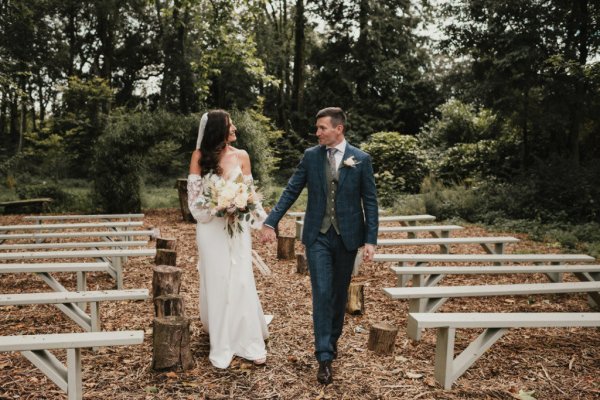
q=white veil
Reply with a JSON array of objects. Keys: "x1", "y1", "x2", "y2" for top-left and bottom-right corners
[{"x1": 196, "y1": 112, "x2": 209, "y2": 149}]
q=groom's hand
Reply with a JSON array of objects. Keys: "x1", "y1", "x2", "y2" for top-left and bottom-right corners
[
  {"x1": 363, "y1": 244, "x2": 376, "y2": 262},
  {"x1": 260, "y1": 225, "x2": 277, "y2": 243}
]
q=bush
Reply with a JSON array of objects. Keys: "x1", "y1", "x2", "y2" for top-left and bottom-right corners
[
  {"x1": 360, "y1": 132, "x2": 429, "y2": 206},
  {"x1": 16, "y1": 182, "x2": 75, "y2": 212}
]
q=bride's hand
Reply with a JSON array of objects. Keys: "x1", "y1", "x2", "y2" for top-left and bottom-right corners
[{"x1": 259, "y1": 226, "x2": 276, "y2": 243}]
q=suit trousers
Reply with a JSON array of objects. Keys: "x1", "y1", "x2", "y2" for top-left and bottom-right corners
[{"x1": 306, "y1": 227, "x2": 358, "y2": 361}]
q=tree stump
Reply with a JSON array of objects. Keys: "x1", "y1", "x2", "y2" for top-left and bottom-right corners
[
  {"x1": 367, "y1": 322, "x2": 398, "y2": 355},
  {"x1": 154, "y1": 294, "x2": 184, "y2": 318},
  {"x1": 155, "y1": 249, "x2": 177, "y2": 266},
  {"x1": 296, "y1": 253, "x2": 308, "y2": 275},
  {"x1": 277, "y1": 236, "x2": 295, "y2": 260},
  {"x1": 175, "y1": 178, "x2": 195, "y2": 223},
  {"x1": 152, "y1": 316, "x2": 194, "y2": 370},
  {"x1": 346, "y1": 282, "x2": 364, "y2": 315},
  {"x1": 156, "y1": 237, "x2": 177, "y2": 251},
  {"x1": 152, "y1": 265, "x2": 182, "y2": 298}
]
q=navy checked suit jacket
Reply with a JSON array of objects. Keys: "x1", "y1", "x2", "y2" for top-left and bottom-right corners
[{"x1": 265, "y1": 143, "x2": 378, "y2": 251}]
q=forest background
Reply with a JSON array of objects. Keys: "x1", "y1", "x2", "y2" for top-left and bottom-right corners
[{"x1": 1, "y1": 0, "x2": 599, "y2": 255}]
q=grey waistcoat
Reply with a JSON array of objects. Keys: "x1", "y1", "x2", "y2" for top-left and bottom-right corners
[{"x1": 320, "y1": 155, "x2": 340, "y2": 234}]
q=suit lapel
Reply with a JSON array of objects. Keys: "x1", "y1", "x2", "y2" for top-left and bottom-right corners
[
  {"x1": 318, "y1": 145, "x2": 327, "y2": 197},
  {"x1": 337, "y1": 144, "x2": 353, "y2": 191}
]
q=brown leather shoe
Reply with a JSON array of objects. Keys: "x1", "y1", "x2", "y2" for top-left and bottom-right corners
[
  {"x1": 332, "y1": 343, "x2": 338, "y2": 360},
  {"x1": 317, "y1": 360, "x2": 333, "y2": 385}
]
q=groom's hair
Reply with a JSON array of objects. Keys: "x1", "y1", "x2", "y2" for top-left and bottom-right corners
[{"x1": 316, "y1": 107, "x2": 346, "y2": 132}]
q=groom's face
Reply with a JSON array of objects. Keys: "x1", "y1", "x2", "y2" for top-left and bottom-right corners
[{"x1": 316, "y1": 116, "x2": 344, "y2": 147}]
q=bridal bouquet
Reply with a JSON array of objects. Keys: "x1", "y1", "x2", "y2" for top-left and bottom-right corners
[{"x1": 195, "y1": 172, "x2": 262, "y2": 237}]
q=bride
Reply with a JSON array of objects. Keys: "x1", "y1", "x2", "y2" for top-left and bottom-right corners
[{"x1": 187, "y1": 109, "x2": 269, "y2": 368}]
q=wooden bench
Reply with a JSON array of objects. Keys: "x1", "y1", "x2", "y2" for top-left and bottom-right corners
[
  {"x1": 0, "y1": 240, "x2": 148, "y2": 250},
  {"x1": 377, "y1": 224, "x2": 464, "y2": 238},
  {"x1": 377, "y1": 236, "x2": 520, "y2": 254},
  {"x1": 0, "y1": 289, "x2": 149, "y2": 332},
  {"x1": 384, "y1": 281, "x2": 600, "y2": 340},
  {"x1": 0, "y1": 262, "x2": 112, "y2": 294},
  {"x1": 0, "y1": 330, "x2": 144, "y2": 399},
  {"x1": 375, "y1": 253, "x2": 596, "y2": 286},
  {"x1": 0, "y1": 248, "x2": 156, "y2": 289},
  {"x1": 0, "y1": 198, "x2": 52, "y2": 214},
  {"x1": 288, "y1": 212, "x2": 434, "y2": 239},
  {"x1": 23, "y1": 213, "x2": 144, "y2": 222},
  {"x1": 409, "y1": 312, "x2": 600, "y2": 389},
  {"x1": 0, "y1": 221, "x2": 144, "y2": 232},
  {"x1": 0, "y1": 229, "x2": 158, "y2": 243}
]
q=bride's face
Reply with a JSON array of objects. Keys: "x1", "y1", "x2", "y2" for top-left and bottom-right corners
[{"x1": 226, "y1": 118, "x2": 237, "y2": 143}]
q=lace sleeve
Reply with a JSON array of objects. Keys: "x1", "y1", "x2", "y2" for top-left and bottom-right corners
[
  {"x1": 187, "y1": 174, "x2": 214, "y2": 224},
  {"x1": 245, "y1": 175, "x2": 267, "y2": 230}
]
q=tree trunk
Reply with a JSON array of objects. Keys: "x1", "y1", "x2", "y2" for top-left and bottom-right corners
[
  {"x1": 296, "y1": 252, "x2": 308, "y2": 274},
  {"x1": 277, "y1": 236, "x2": 295, "y2": 260},
  {"x1": 367, "y1": 322, "x2": 398, "y2": 355},
  {"x1": 154, "y1": 294, "x2": 184, "y2": 318},
  {"x1": 157, "y1": 237, "x2": 177, "y2": 251},
  {"x1": 155, "y1": 249, "x2": 177, "y2": 266},
  {"x1": 346, "y1": 283, "x2": 364, "y2": 315},
  {"x1": 291, "y1": 0, "x2": 305, "y2": 114},
  {"x1": 152, "y1": 316, "x2": 194, "y2": 370},
  {"x1": 152, "y1": 265, "x2": 182, "y2": 298},
  {"x1": 176, "y1": 178, "x2": 195, "y2": 222}
]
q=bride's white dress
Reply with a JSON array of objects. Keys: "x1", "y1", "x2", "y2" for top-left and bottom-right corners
[{"x1": 187, "y1": 166, "x2": 269, "y2": 368}]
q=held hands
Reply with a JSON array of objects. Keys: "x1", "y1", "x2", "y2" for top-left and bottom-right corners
[
  {"x1": 362, "y1": 243, "x2": 376, "y2": 262},
  {"x1": 259, "y1": 225, "x2": 277, "y2": 243}
]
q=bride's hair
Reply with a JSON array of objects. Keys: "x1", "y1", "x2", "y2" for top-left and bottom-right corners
[{"x1": 199, "y1": 109, "x2": 230, "y2": 176}]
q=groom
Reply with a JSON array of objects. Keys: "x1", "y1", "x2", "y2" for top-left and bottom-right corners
[{"x1": 261, "y1": 107, "x2": 378, "y2": 384}]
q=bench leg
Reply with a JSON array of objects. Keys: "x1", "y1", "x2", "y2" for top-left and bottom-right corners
[
  {"x1": 407, "y1": 294, "x2": 447, "y2": 341},
  {"x1": 545, "y1": 262, "x2": 563, "y2": 283},
  {"x1": 111, "y1": 256, "x2": 123, "y2": 289},
  {"x1": 76, "y1": 272, "x2": 87, "y2": 311},
  {"x1": 67, "y1": 348, "x2": 83, "y2": 400},
  {"x1": 22, "y1": 349, "x2": 68, "y2": 392},
  {"x1": 573, "y1": 272, "x2": 600, "y2": 308},
  {"x1": 435, "y1": 327, "x2": 507, "y2": 389}
]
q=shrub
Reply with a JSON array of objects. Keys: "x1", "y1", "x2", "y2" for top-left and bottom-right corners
[
  {"x1": 360, "y1": 132, "x2": 429, "y2": 206},
  {"x1": 16, "y1": 182, "x2": 74, "y2": 212}
]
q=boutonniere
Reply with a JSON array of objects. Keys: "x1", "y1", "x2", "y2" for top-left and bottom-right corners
[{"x1": 343, "y1": 156, "x2": 360, "y2": 168}]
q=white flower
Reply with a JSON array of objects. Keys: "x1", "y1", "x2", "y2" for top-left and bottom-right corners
[
  {"x1": 343, "y1": 156, "x2": 360, "y2": 168},
  {"x1": 234, "y1": 191, "x2": 249, "y2": 208}
]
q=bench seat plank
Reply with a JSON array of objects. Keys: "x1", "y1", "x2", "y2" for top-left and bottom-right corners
[
  {"x1": 0, "y1": 230, "x2": 156, "y2": 241},
  {"x1": 410, "y1": 312, "x2": 600, "y2": 329},
  {"x1": 408, "y1": 312, "x2": 600, "y2": 389},
  {"x1": 0, "y1": 248, "x2": 156, "y2": 260},
  {"x1": 0, "y1": 289, "x2": 149, "y2": 305},
  {"x1": 378, "y1": 237, "x2": 519, "y2": 246},
  {"x1": 0, "y1": 241, "x2": 148, "y2": 250},
  {"x1": 0, "y1": 330, "x2": 144, "y2": 352},
  {"x1": 384, "y1": 281, "x2": 600, "y2": 299},
  {"x1": 390, "y1": 264, "x2": 600, "y2": 275},
  {"x1": 375, "y1": 253, "x2": 595, "y2": 263},
  {"x1": 378, "y1": 225, "x2": 463, "y2": 233},
  {"x1": 0, "y1": 262, "x2": 111, "y2": 273},
  {"x1": 0, "y1": 221, "x2": 143, "y2": 231},
  {"x1": 24, "y1": 214, "x2": 144, "y2": 221}
]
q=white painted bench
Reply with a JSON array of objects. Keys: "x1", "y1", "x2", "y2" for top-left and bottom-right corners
[
  {"x1": 24, "y1": 213, "x2": 144, "y2": 222},
  {"x1": 377, "y1": 236, "x2": 520, "y2": 254},
  {"x1": 0, "y1": 240, "x2": 148, "y2": 250},
  {"x1": 288, "y1": 212, "x2": 434, "y2": 239},
  {"x1": 0, "y1": 249, "x2": 156, "y2": 289},
  {"x1": 0, "y1": 221, "x2": 144, "y2": 232},
  {"x1": 0, "y1": 330, "x2": 144, "y2": 399},
  {"x1": 0, "y1": 229, "x2": 158, "y2": 242},
  {"x1": 390, "y1": 264, "x2": 600, "y2": 287},
  {"x1": 0, "y1": 289, "x2": 149, "y2": 332},
  {"x1": 409, "y1": 312, "x2": 600, "y2": 389},
  {"x1": 376, "y1": 253, "x2": 596, "y2": 286},
  {"x1": 384, "y1": 281, "x2": 600, "y2": 340},
  {"x1": 0, "y1": 262, "x2": 112, "y2": 294}
]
